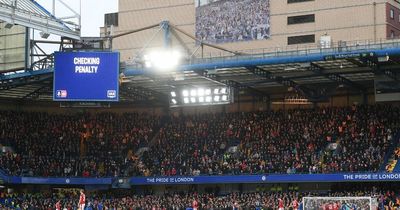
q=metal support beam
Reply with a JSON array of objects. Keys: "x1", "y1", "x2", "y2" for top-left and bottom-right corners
[
  {"x1": 204, "y1": 72, "x2": 269, "y2": 98},
  {"x1": 245, "y1": 66, "x2": 337, "y2": 101},
  {"x1": 22, "y1": 85, "x2": 51, "y2": 99},
  {"x1": 161, "y1": 21, "x2": 170, "y2": 49},
  {"x1": 245, "y1": 66, "x2": 313, "y2": 99},
  {"x1": 170, "y1": 28, "x2": 192, "y2": 56},
  {"x1": 309, "y1": 62, "x2": 366, "y2": 91},
  {"x1": 0, "y1": 0, "x2": 80, "y2": 39},
  {"x1": 360, "y1": 58, "x2": 398, "y2": 81}
]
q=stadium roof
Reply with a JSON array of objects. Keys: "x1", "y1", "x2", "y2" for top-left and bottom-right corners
[
  {"x1": 0, "y1": 0, "x2": 80, "y2": 39},
  {"x1": 0, "y1": 40, "x2": 399, "y2": 104}
]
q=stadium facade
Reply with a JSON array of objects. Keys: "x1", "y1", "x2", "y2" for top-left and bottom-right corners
[{"x1": 103, "y1": 0, "x2": 400, "y2": 61}]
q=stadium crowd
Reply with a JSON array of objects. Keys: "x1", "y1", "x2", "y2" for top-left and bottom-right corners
[
  {"x1": 195, "y1": 0, "x2": 270, "y2": 43},
  {"x1": 135, "y1": 105, "x2": 399, "y2": 176},
  {"x1": 0, "y1": 105, "x2": 399, "y2": 178},
  {"x1": 0, "y1": 112, "x2": 160, "y2": 177},
  {"x1": 1, "y1": 184, "x2": 400, "y2": 210}
]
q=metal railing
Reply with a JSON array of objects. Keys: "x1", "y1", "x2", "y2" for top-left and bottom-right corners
[
  {"x1": 188, "y1": 38, "x2": 400, "y2": 65},
  {"x1": 125, "y1": 37, "x2": 400, "y2": 70}
]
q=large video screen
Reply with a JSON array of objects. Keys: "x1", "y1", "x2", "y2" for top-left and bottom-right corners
[
  {"x1": 53, "y1": 52, "x2": 119, "y2": 102},
  {"x1": 195, "y1": 0, "x2": 270, "y2": 44}
]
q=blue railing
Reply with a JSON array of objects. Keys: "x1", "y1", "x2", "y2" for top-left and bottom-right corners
[{"x1": 380, "y1": 132, "x2": 400, "y2": 171}]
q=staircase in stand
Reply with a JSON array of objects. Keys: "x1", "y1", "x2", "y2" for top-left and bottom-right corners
[{"x1": 382, "y1": 132, "x2": 400, "y2": 172}]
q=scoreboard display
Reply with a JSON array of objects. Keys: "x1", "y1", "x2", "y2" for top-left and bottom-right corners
[{"x1": 53, "y1": 52, "x2": 119, "y2": 101}]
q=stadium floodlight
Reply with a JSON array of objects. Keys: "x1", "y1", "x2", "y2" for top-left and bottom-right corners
[
  {"x1": 39, "y1": 32, "x2": 50, "y2": 39},
  {"x1": 198, "y1": 88, "x2": 205, "y2": 96},
  {"x1": 183, "y1": 98, "x2": 190, "y2": 104},
  {"x1": 169, "y1": 86, "x2": 232, "y2": 107},
  {"x1": 145, "y1": 61, "x2": 152, "y2": 68},
  {"x1": 182, "y1": 90, "x2": 189, "y2": 97},
  {"x1": 144, "y1": 49, "x2": 182, "y2": 71},
  {"x1": 220, "y1": 88, "x2": 227, "y2": 94},
  {"x1": 190, "y1": 89, "x2": 197, "y2": 96},
  {"x1": 4, "y1": 23, "x2": 13, "y2": 29}
]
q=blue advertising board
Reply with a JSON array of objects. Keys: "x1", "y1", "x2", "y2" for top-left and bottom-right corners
[
  {"x1": 53, "y1": 52, "x2": 119, "y2": 101},
  {"x1": 130, "y1": 173, "x2": 400, "y2": 185},
  {"x1": 3, "y1": 173, "x2": 400, "y2": 186}
]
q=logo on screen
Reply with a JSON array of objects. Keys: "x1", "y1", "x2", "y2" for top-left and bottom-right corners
[
  {"x1": 107, "y1": 90, "x2": 116, "y2": 98},
  {"x1": 56, "y1": 90, "x2": 68, "y2": 98}
]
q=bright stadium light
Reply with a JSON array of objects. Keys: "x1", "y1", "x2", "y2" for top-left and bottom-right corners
[
  {"x1": 184, "y1": 98, "x2": 190, "y2": 104},
  {"x1": 198, "y1": 88, "x2": 205, "y2": 96},
  {"x1": 169, "y1": 86, "x2": 232, "y2": 107},
  {"x1": 190, "y1": 89, "x2": 197, "y2": 96},
  {"x1": 221, "y1": 88, "x2": 227, "y2": 94},
  {"x1": 144, "y1": 49, "x2": 182, "y2": 71},
  {"x1": 182, "y1": 90, "x2": 189, "y2": 97}
]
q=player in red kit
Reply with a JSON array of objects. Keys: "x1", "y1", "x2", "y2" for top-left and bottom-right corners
[
  {"x1": 192, "y1": 198, "x2": 199, "y2": 210},
  {"x1": 79, "y1": 189, "x2": 85, "y2": 210},
  {"x1": 292, "y1": 199, "x2": 299, "y2": 210},
  {"x1": 55, "y1": 200, "x2": 61, "y2": 210},
  {"x1": 278, "y1": 198, "x2": 284, "y2": 210},
  {"x1": 333, "y1": 202, "x2": 340, "y2": 210},
  {"x1": 326, "y1": 203, "x2": 334, "y2": 210}
]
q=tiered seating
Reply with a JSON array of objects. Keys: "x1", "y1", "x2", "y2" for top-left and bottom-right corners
[{"x1": 0, "y1": 105, "x2": 399, "y2": 177}]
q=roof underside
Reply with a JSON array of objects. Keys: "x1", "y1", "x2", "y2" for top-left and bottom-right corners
[
  {"x1": 0, "y1": 0, "x2": 80, "y2": 39},
  {"x1": 0, "y1": 56, "x2": 398, "y2": 103}
]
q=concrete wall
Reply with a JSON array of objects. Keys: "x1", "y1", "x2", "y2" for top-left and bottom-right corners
[{"x1": 108, "y1": 0, "x2": 394, "y2": 61}]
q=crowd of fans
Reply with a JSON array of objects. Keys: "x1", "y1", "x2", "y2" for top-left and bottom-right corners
[
  {"x1": 386, "y1": 147, "x2": 400, "y2": 172},
  {"x1": 0, "y1": 105, "x2": 399, "y2": 178},
  {"x1": 134, "y1": 105, "x2": 399, "y2": 176},
  {"x1": 195, "y1": 0, "x2": 270, "y2": 43},
  {"x1": 1, "y1": 184, "x2": 400, "y2": 210},
  {"x1": 0, "y1": 112, "x2": 160, "y2": 177}
]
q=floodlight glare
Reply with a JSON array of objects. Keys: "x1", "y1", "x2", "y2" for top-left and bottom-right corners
[
  {"x1": 145, "y1": 61, "x2": 152, "y2": 68},
  {"x1": 169, "y1": 86, "x2": 232, "y2": 107},
  {"x1": 190, "y1": 89, "x2": 197, "y2": 96},
  {"x1": 144, "y1": 49, "x2": 182, "y2": 70},
  {"x1": 221, "y1": 88, "x2": 227, "y2": 94},
  {"x1": 184, "y1": 98, "x2": 190, "y2": 104},
  {"x1": 182, "y1": 90, "x2": 189, "y2": 97},
  {"x1": 171, "y1": 91, "x2": 176, "y2": 97},
  {"x1": 198, "y1": 88, "x2": 205, "y2": 96}
]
